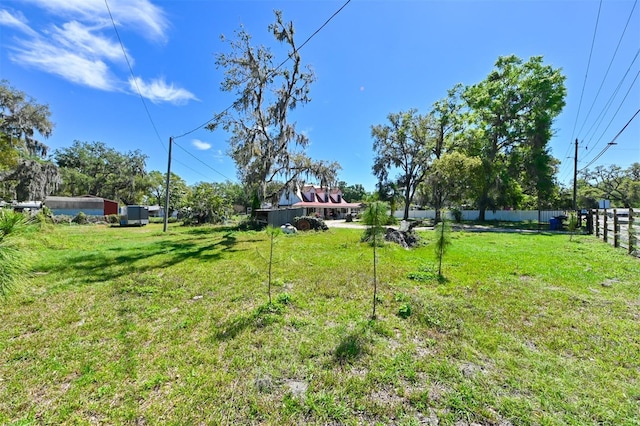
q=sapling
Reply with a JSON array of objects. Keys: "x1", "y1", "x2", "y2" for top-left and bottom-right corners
[
  {"x1": 265, "y1": 225, "x2": 281, "y2": 305},
  {"x1": 361, "y1": 201, "x2": 388, "y2": 319},
  {"x1": 434, "y1": 216, "x2": 451, "y2": 277}
]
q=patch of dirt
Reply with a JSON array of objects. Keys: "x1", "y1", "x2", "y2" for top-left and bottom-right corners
[
  {"x1": 601, "y1": 278, "x2": 620, "y2": 287},
  {"x1": 284, "y1": 379, "x2": 308, "y2": 398}
]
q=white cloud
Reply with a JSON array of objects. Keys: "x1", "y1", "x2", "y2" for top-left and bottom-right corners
[
  {"x1": 192, "y1": 139, "x2": 211, "y2": 150},
  {"x1": 22, "y1": 0, "x2": 168, "y2": 41},
  {"x1": 2, "y1": 1, "x2": 193, "y2": 103},
  {"x1": 10, "y1": 38, "x2": 118, "y2": 91},
  {"x1": 129, "y1": 77, "x2": 198, "y2": 105},
  {"x1": 51, "y1": 21, "x2": 128, "y2": 64},
  {"x1": 0, "y1": 9, "x2": 38, "y2": 37}
]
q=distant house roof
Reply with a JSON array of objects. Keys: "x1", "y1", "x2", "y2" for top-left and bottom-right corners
[{"x1": 279, "y1": 184, "x2": 363, "y2": 210}]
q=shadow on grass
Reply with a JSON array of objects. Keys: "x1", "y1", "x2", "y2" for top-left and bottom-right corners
[
  {"x1": 40, "y1": 228, "x2": 244, "y2": 288},
  {"x1": 213, "y1": 303, "x2": 285, "y2": 341}
]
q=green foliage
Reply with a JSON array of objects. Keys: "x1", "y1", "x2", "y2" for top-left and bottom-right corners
[
  {"x1": 106, "y1": 214, "x2": 119, "y2": 224},
  {"x1": 462, "y1": 55, "x2": 566, "y2": 218},
  {"x1": 0, "y1": 209, "x2": 31, "y2": 297},
  {"x1": 361, "y1": 201, "x2": 388, "y2": 246},
  {"x1": 182, "y1": 182, "x2": 229, "y2": 225},
  {"x1": 72, "y1": 211, "x2": 88, "y2": 224},
  {"x1": 54, "y1": 140, "x2": 148, "y2": 205},
  {"x1": 337, "y1": 181, "x2": 368, "y2": 203},
  {"x1": 434, "y1": 219, "x2": 452, "y2": 277},
  {"x1": 372, "y1": 110, "x2": 433, "y2": 220},
  {"x1": 579, "y1": 163, "x2": 640, "y2": 208},
  {"x1": 397, "y1": 303, "x2": 412, "y2": 319},
  {"x1": 146, "y1": 170, "x2": 190, "y2": 217}
]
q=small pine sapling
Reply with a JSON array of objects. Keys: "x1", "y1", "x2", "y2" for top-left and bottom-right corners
[
  {"x1": 434, "y1": 217, "x2": 451, "y2": 278},
  {"x1": 362, "y1": 201, "x2": 388, "y2": 319},
  {"x1": 265, "y1": 225, "x2": 281, "y2": 305}
]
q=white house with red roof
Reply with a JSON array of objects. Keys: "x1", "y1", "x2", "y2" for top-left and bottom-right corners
[{"x1": 278, "y1": 185, "x2": 362, "y2": 219}]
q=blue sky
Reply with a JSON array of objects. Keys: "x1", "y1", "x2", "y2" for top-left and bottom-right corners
[{"x1": 1, "y1": 0, "x2": 638, "y2": 192}]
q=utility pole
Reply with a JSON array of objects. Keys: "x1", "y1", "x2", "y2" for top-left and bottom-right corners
[
  {"x1": 163, "y1": 136, "x2": 173, "y2": 232},
  {"x1": 572, "y1": 138, "x2": 578, "y2": 211}
]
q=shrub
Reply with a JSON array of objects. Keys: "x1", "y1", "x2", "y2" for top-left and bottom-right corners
[
  {"x1": 397, "y1": 303, "x2": 412, "y2": 319},
  {"x1": 72, "y1": 211, "x2": 88, "y2": 224},
  {"x1": 106, "y1": 214, "x2": 120, "y2": 224},
  {"x1": 385, "y1": 215, "x2": 399, "y2": 225}
]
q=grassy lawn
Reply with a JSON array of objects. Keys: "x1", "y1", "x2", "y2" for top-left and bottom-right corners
[{"x1": 1, "y1": 223, "x2": 639, "y2": 425}]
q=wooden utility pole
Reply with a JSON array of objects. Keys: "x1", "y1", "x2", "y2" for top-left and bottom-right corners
[
  {"x1": 572, "y1": 138, "x2": 578, "y2": 211},
  {"x1": 163, "y1": 137, "x2": 173, "y2": 233}
]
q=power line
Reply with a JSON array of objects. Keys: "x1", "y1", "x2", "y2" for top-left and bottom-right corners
[
  {"x1": 576, "y1": 0, "x2": 638, "y2": 140},
  {"x1": 104, "y1": 0, "x2": 166, "y2": 152},
  {"x1": 583, "y1": 66, "x2": 640, "y2": 160},
  {"x1": 579, "y1": 107, "x2": 640, "y2": 172},
  {"x1": 559, "y1": 0, "x2": 603, "y2": 181},
  {"x1": 580, "y1": 49, "x2": 640, "y2": 149},
  {"x1": 172, "y1": 0, "x2": 352, "y2": 140},
  {"x1": 570, "y1": 0, "x2": 603, "y2": 142},
  {"x1": 172, "y1": 139, "x2": 234, "y2": 181}
]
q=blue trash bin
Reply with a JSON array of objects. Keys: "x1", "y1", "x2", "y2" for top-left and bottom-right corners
[{"x1": 549, "y1": 217, "x2": 559, "y2": 230}]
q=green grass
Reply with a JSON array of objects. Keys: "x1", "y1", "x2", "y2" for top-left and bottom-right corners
[{"x1": 1, "y1": 223, "x2": 639, "y2": 425}]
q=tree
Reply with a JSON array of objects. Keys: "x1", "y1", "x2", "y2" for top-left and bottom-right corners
[
  {"x1": 462, "y1": 55, "x2": 566, "y2": 220},
  {"x1": 361, "y1": 201, "x2": 388, "y2": 320},
  {"x1": 183, "y1": 182, "x2": 229, "y2": 224},
  {"x1": 0, "y1": 80, "x2": 60, "y2": 201},
  {"x1": 428, "y1": 151, "x2": 483, "y2": 210},
  {"x1": 55, "y1": 141, "x2": 148, "y2": 204},
  {"x1": 372, "y1": 109, "x2": 433, "y2": 220},
  {"x1": 580, "y1": 164, "x2": 640, "y2": 208},
  {"x1": 208, "y1": 10, "x2": 339, "y2": 203},
  {"x1": 426, "y1": 85, "x2": 465, "y2": 221},
  {"x1": 337, "y1": 181, "x2": 368, "y2": 203},
  {"x1": 147, "y1": 171, "x2": 190, "y2": 217}
]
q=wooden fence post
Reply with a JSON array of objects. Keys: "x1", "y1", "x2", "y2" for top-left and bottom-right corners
[
  {"x1": 613, "y1": 209, "x2": 619, "y2": 248},
  {"x1": 630, "y1": 208, "x2": 635, "y2": 255},
  {"x1": 595, "y1": 210, "x2": 600, "y2": 237},
  {"x1": 586, "y1": 209, "x2": 593, "y2": 234},
  {"x1": 603, "y1": 210, "x2": 608, "y2": 243}
]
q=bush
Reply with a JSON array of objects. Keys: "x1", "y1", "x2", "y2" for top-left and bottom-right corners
[
  {"x1": 293, "y1": 216, "x2": 328, "y2": 231},
  {"x1": 72, "y1": 212, "x2": 88, "y2": 224},
  {"x1": 385, "y1": 215, "x2": 398, "y2": 225},
  {"x1": 106, "y1": 214, "x2": 120, "y2": 224}
]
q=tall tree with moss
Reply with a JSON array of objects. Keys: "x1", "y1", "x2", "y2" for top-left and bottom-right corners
[
  {"x1": 0, "y1": 80, "x2": 60, "y2": 201},
  {"x1": 208, "y1": 11, "x2": 339, "y2": 204},
  {"x1": 462, "y1": 55, "x2": 566, "y2": 220}
]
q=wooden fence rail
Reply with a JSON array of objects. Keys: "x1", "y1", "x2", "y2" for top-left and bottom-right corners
[{"x1": 587, "y1": 208, "x2": 637, "y2": 257}]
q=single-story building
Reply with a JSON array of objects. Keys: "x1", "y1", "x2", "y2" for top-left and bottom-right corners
[
  {"x1": 278, "y1": 185, "x2": 361, "y2": 219},
  {"x1": 44, "y1": 195, "x2": 118, "y2": 216}
]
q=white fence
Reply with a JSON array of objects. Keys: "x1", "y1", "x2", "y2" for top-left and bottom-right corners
[{"x1": 393, "y1": 209, "x2": 567, "y2": 222}]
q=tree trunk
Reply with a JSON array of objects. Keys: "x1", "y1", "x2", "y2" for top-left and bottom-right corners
[{"x1": 403, "y1": 185, "x2": 412, "y2": 220}]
